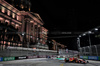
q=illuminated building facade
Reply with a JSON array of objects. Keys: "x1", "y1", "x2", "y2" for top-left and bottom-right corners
[
  {"x1": 52, "y1": 40, "x2": 66, "y2": 51},
  {"x1": 0, "y1": 0, "x2": 22, "y2": 50},
  {"x1": 0, "y1": 0, "x2": 48, "y2": 50},
  {"x1": 41, "y1": 27, "x2": 48, "y2": 45}
]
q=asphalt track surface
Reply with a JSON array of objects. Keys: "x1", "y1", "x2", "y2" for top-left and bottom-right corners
[{"x1": 0, "y1": 58, "x2": 100, "y2": 66}]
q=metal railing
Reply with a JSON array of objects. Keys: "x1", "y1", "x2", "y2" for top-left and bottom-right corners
[{"x1": 79, "y1": 44, "x2": 100, "y2": 56}]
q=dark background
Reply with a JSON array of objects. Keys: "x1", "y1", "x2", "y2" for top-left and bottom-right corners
[
  {"x1": 5, "y1": 0, "x2": 100, "y2": 50},
  {"x1": 31, "y1": 0, "x2": 100, "y2": 50}
]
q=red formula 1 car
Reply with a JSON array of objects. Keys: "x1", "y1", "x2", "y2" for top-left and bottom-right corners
[
  {"x1": 65, "y1": 57, "x2": 75, "y2": 63},
  {"x1": 65, "y1": 57, "x2": 89, "y2": 64},
  {"x1": 78, "y1": 59, "x2": 89, "y2": 64}
]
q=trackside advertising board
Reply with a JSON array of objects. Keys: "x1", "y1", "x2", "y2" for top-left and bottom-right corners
[
  {"x1": 56, "y1": 58, "x2": 65, "y2": 60},
  {"x1": 27, "y1": 56, "x2": 37, "y2": 59},
  {"x1": 88, "y1": 56, "x2": 98, "y2": 60},
  {"x1": 80, "y1": 56, "x2": 100, "y2": 60},
  {"x1": 82, "y1": 56, "x2": 88, "y2": 59},
  {"x1": 0, "y1": 57, "x2": 3, "y2": 61},
  {"x1": 15, "y1": 56, "x2": 27, "y2": 60},
  {"x1": 80, "y1": 56, "x2": 88, "y2": 59},
  {"x1": 80, "y1": 56, "x2": 83, "y2": 59},
  {"x1": 98, "y1": 56, "x2": 100, "y2": 60},
  {"x1": 3, "y1": 57, "x2": 15, "y2": 61}
]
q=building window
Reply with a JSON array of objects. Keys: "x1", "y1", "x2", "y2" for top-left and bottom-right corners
[
  {"x1": 7, "y1": 10, "x2": 11, "y2": 16},
  {"x1": 29, "y1": 7, "x2": 31, "y2": 11},
  {"x1": 15, "y1": 24, "x2": 19, "y2": 29},
  {"x1": 5, "y1": 20, "x2": 10, "y2": 25},
  {"x1": 8, "y1": 42, "x2": 10, "y2": 46},
  {"x1": 11, "y1": 22, "x2": 15, "y2": 27},
  {"x1": 1, "y1": 6, "x2": 5, "y2": 13},
  {"x1": 20, "y1": 4, "x2": 24, "y2": 9},
  {"x1": 0, "y1": 17, "x2": 4, "y2": 21},
  {"x1": 12, "y1": 13, "x2": 15, "y2": 18},
  {"x1": 16, "y1": 15, "x2": 19, "y2": 20}
]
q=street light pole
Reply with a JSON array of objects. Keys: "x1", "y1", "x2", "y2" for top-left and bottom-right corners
[
  {"x1": 22, "y1": 32, "x2": 25, "y2": 47},
  {"x1": 77, "y1": 37, "x2": 81, "y2": 56},
  {"x1": 56, "y1": 42, "x2": 58, "y2": 55},
  {"x1": 94, "y1": 45, "x2": 98, "y2": 56},
  {"x1": 88, "y1": 34, "x2": 92, "y2": 56},
  {"x1": 77, "y1": 38, "x2": 80, "y2": 51}
]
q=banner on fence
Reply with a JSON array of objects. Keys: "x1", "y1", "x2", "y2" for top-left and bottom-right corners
[
  {"x1": 82, "y1": 56, "x2": 88, "y2": 59},
  {"x1": 3, "y1": 57, "x2": 15, "y2": 61},
  {"x1": 88, "y1": 56, "x2": 98, "y2": 60},
  {"x1": 15, "y1": 56, "x2": 27, "y2": 60},
  {"x1": 98, "y1": 56, "x2": 100, "y2": 60},
  {"x1": 18, "y1": 56, "x2": 27, "y2": 59},
  {"x1": 27, "y1": 56, "x2": 37, "y2": 59},
  {"x1": 0, "y1": 57, "x2": 3, "y2": 61},
  {"x1": 80, "y1": 56, "x2": 83, "y2": 59}
]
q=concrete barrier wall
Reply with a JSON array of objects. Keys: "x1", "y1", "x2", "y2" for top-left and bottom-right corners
[
  {"x1": 0, "y1": 49, "x2": 35, "y2": 57},
  {"x1": 0, "y1": 55, "x2": 57, "y2": 62},
  {"x1": 0, "y1": 49, "x2": 57, "y2": 57}
]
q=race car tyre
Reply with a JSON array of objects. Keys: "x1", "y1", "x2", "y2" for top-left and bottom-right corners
[{"x1": 87, "y1": 61, "x2": 89, "y2": 63}]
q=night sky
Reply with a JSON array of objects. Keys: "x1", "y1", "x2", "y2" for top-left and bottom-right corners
[
  {"x1": 5, "y1": 0, "x2": 100, "y2": 50},
  {"x1": 30, "y1": 0, "x2": 100, "y2": 50}
]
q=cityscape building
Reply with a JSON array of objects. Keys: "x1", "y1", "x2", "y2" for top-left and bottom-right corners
[{"x1": 0, "y1": 0, "x2": 48, "y2": 50}]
